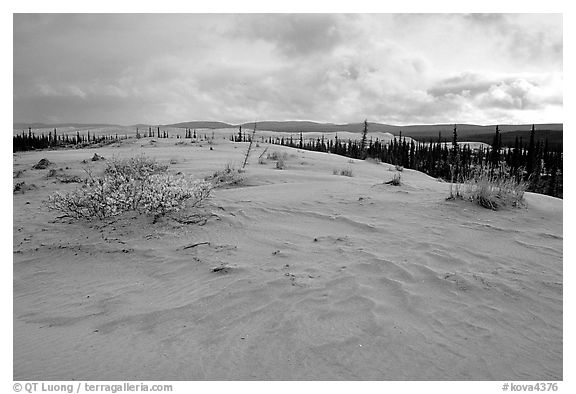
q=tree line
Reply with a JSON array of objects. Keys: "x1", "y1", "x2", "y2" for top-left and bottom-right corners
[
  {"x1": 232, "y1": 121, "x2": 562, "y2": 198},
  {"x1": 13, "y1": 128, "x2": 127, "y2": 152}
]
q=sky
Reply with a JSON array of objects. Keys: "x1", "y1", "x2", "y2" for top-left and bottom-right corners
[{"x1": 13, "y1": 13, "x2": 563, "y2": 125}]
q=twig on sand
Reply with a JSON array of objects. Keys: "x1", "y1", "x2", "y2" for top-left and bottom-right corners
[
  {"x1": 183, "y1": 241, "x2": 210, "y2": 250},
  {"x1": 241, "y1": 122, "x2": 257, "y2": 169},
  {"x1": 171, "y1": 212, "x2": 218, "y2": 225},
  {"x1": 258, "y1": 146, "x2": 270, "y2": 160}
]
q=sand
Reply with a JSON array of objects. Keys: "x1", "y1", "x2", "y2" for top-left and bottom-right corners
[{"x1": 13, "y1": 136, "x2": 562, "y2": 380}]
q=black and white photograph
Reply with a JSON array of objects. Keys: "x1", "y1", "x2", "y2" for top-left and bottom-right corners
[{"x1": 9, "y1": 5, "x2": 566, "y2": 389}]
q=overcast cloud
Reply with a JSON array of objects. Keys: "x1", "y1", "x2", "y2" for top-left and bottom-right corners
[{"x1": 13, "y1": 13, "x2": 562, "y2": 125}]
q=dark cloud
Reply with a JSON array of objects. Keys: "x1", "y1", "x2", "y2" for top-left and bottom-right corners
[{"x1": 231, "y1": 14, "x2": 349, "y2": 57}]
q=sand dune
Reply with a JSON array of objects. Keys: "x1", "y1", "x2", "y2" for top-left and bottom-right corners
[{"x1": 13, "y1": 137, "x2": 562, "y2": 380}]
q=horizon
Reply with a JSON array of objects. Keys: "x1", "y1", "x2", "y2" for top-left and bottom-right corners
[
  {"x1": 12, "y1": 119, "x2": 564, "y2": 129},
  {"x1": 14, "y1": 14, "x2": 562, "y2": 126}
]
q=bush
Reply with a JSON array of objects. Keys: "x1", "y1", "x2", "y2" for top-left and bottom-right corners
[
  {"x1": 104, "y1": 155, "x2": 168, "y2": 180},
  {"x1": 32, "y1": 158, "x2": 52, "y2": 170},
  {"x1": 140, "y1": 174, "x2": 212, "y2": 217},
  {"x1": 14, "y1": 182, "x2": 37, "y2": 194},
  {"x1": 205, "y1": 163, "x2": 244, "y2": 188},
  {"x1": 267, "y1": 151, "x2": 287, "y2": 161},
  {"x1": 267, "y1": 151, "x2": 287, "y2": 170},
  {"x1": 333, "y1": 167, "x2": 353, "y2": 177},
  {"x1": 276, "y1": 156, "x2": 286, "y2": 170},
  {"x1": 461, "y1": 165, "x2": 527, "y2": 210},
  {"x1": 46, "y1": 156, "x2": 211, "y2": 220},
  {"x1": 385, "y1": 173, "x2": 401, "y2": 186}
]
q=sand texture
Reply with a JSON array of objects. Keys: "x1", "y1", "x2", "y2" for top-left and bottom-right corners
[{"x1": 13, "y1": 136, "x2": 562, "y2": 380}]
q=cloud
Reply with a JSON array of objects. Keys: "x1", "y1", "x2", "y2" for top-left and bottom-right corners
[
  {"x1": 13, "y1": 14, "x2": 562, "y2": 125},
  {"x1": 428, "y1": 72, "x2": 562, "y2": 111},
  {"x1": 231, "y1": 14, "x2": 354, "y2": 58}
]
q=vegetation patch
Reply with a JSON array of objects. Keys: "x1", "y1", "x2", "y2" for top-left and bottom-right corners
[
  {"x1": 333, "y1": 167, "x2": 353, "y2": 177},
  {"x1": 46, "y1": 156, "x2": 211, "y2": 220},
  {"x1": 460, "y1": 165, "x2": 527, "y2": 210},
  {"x1": 385, "y1": 173, "x2": 402, "y2": 186},
  {"x1": 14, "y1": 182, "x2": 37, "y2": 194},
  {"x1": 32, "y1": 158, "x2": 52, "y2": 170},
  {"x1": 205, "y1": 163, "x2": 244, "y2": 188}
]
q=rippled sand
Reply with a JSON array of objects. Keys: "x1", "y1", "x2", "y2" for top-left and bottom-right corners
[{"x1": 13, "y1": 136, "x2": 562, "y2": 380}]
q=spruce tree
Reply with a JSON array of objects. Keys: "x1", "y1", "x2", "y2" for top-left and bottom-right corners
[{"x1": 360, "y1": 119, "x2": 368, "y2": 158}]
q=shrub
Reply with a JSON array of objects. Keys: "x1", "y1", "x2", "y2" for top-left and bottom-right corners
[
  {"x1": 276, "y1": 156, "x2": 286, "y2": 170},
  {"x1": 104, "y1": 155, "x2": 168, "y2": 180},
  {"x1": 46, "y1": 169, "x2": 60, "y2": 178},
  {"x1": 267, "y1": 151, "x2": 287, "y2": 161},
  {"x1": 460, "y1": 164, "x2": 527, "y2": 210},
  {"x1": 385, "y1": 173, "x2": 401, "y2": 186},
  {"x1": 140, "y1": 174, "x2": 212, "y2": 217},
  {"x1": 32, "y1": 158, "x2": 52, "y2": 170},
  {"x1": 205, "y1": 163, "x2": 244, "y2": 188},
  {"x1": 46, "y1": 156, "x2": 211, "y2": 220},
  {"x1": 267, "y1": 151, "x2": 287, "y2": 169},
  {"x1": 333, "y1": 167, "x2": 353, "y2": 177},
  {"x1": 14, "y1": 182, "x2": 37, "y2": 194},
  {"x1": 57, "y1": 175, "x2": 83, "y2": 184}
]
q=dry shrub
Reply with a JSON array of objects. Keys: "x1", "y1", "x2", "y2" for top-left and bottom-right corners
[
  {"x1": 385, "y1": 173, "x2": 401, "y2": 186},
  {"x1": 462, "y1": 165, "x2": 527, "y2": 210},
  {"x1": 14, "y1": 182, "x2": 37, "y2": 194},
  {"x1": 46, "y1": 156, "x2": 211, "y2": 220},
  {"x1": 333, "y1": 167, "x2": 353, "y2": 177},
  {"x1": 276, "y1": 156, "x2": 286, "y2": 170},
  {"x1": 205, "y1": 163, "x2": 244, "y2": 188},
  {"x1": 46, "y1": 168, "x2": 60, "y2": 178},
  {"x1": 104, "y1": 155, "x2": 168, "y2": 180},
  {"x1": 32, "y1": 158, "x2": 52, "y2": 170},
  {"x1": 91, "y1": 153, "x2": 105, "y2": 161},
  {"x1": 267, "y1": 151, "x2": 287, "y2": 169},
  {"x1": 57, "y1": 174, "x2": 83, "y2": 184}
]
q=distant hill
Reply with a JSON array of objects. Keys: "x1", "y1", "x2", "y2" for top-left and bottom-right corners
[
  {"x1": 166, "y1": 121, "x2": 235, "y2": 129},
  {"x1": 464, "y1": 130, "x2": 563, "y2": 151},
  {"x1": 397, "y1": 123, "x2": 563, "y2": 140},
  {"x1": 234, "y1": 121, "x2": 562, "y2": 137}
]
